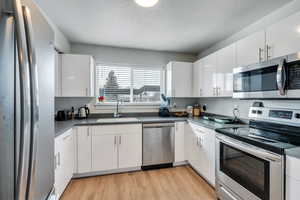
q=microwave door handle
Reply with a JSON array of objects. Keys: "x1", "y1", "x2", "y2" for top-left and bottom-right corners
[
  {"x1": 277, "y1": 59, "x2": 287, "y2": 96},
  {"x1": 13, "y1": 0, "x2": 32, "y2": 200},
  {"x1": 22, "y1": 6, "x2": 39, "y2": 200}
]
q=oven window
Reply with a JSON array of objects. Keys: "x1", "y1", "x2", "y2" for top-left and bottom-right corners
[{"x1": 220, "y1": 143, "x2": 270, "y2": 200}]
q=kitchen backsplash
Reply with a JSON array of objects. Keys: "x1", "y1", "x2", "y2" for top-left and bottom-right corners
[
  {"x1": 55, "y1": 97, "x2": 198, "y2": 114},
  {"x1": 198, "y1": 97, "x2": 300, "y2": 119}
]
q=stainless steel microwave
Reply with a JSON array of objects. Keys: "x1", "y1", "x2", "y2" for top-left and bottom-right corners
[{"x1": 233, "y1": 53, "x2": 300, "y2": 99}]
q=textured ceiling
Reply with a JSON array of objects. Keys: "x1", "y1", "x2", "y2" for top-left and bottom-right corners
[{"x1": 35, "y1": 0, "x2": 291, "y2": 53}]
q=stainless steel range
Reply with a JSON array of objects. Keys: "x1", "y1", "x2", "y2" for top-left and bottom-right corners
[{"x1": 215, "y1": 104, "x2": 300, "y2": 200}]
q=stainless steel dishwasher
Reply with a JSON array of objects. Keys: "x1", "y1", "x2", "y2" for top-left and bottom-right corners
[{"x1": 142, "y1": 123, "x2": 175, "y2": 169}]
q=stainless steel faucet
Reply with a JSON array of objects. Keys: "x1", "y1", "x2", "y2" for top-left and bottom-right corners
[{"x1": 114, "y1": 98, "x2": 122, "y2": 118}]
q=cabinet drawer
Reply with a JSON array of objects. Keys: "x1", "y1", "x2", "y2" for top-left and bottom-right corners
[
  {"x1": 286, "y1": 156, "x2": 300, "y2": 180},
  {"x1": 189, "y1": 122, "x2": 215, "y2": 140},
  {"x1": 92, "y1": 124, "x2": 142, "y2": 136}
]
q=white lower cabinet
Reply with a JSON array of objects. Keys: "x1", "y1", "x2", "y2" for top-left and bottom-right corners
[
  {"x1": 185, "y1": 122, "x2": 216, "y2": 186},
  {"x1": 92, "y1": 134, "x2": 118, "y2": 171},
  {"x1": 75, "y1": 124, "x2": 142, "y2": 174},
  {"x1": 286, "y1": 156, "x2": 300, "y2": 200},
  {"x1": 118, "y1": 133, "x2": 142, "y2": 168},
  {"x1": 175, "y1": 122, "x2": 185, "y2": 163},
  {"x1": 54, "y1": 129, "x2": 74, "y2": 199},
  {"x1": 76, "y1": 126, "x2": 92, "y2": 173}
]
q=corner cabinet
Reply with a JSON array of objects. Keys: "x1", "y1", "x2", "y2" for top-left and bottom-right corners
[
  {"x1": 185, "y1": 122, "x2": 216, "y2": 187},
  {"x1": 166, "y1": 62, "x2": 193, "y2": 97},
  {"x1": 60, "y1": 54, "x2": 95, "y2": 97},
  {"x1": 193, "y1": 44, "x2": 234, "y2": 98}
]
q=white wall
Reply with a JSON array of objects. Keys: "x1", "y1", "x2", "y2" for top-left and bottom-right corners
[
  {"x1": 34, "y1": 0, "x2": 71, "y2": 53},
  {"x1": 71, "y1": 43, "x2": 198, "y2": 67},
  {"x1": 198, "y1": 0, "x2": 300, "y2": 58}
]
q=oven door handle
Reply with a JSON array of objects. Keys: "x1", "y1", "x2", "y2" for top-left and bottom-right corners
[
  {"x1": 277, "y1": 58, "x2": 287, "y2": 96},
  {"x1": 217, "y1": 135, "x2": 282, "y2": 162}
]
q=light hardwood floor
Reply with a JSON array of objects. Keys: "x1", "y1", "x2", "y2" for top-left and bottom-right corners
[{"x1": 61, "y1": 166, "x2": 216, "y2": 200}]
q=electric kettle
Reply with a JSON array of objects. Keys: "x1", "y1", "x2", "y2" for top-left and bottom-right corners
[{"x1": 77, "y1": 105, "x2": 90, "y2": 119}]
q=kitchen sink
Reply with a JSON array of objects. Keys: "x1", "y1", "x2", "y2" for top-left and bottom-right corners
[{"x1": 96, "y1": 117, "x2": 140, "y2": 123}]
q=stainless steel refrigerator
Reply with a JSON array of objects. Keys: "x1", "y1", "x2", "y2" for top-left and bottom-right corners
[{"x1": 0, "y1": 0, "x2": 55, "y2": 199}]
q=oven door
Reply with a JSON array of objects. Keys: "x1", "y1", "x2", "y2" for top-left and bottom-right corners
[
  {"x1": 233, "y1": 57, "x2": 287, "y2": 99},
  {"x1": 216, "y1": 135, "x2": 284, "y2": 200}
]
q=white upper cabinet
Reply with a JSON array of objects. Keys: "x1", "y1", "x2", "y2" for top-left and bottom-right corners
[
  {"x1": 266, "y1": 11, "x2": 300, "y2": 59},
  {"x1": 216, "y1": 43, "x2": 235, "y2": 97},
  {"x1": 166, "y1": 62, "x2": 193, "y2": 97},
  {"x1": 192, "y1": 59, "x2": 204, "y2": 97},
  {"x1": 236, "y1": 30, "x2": 265, "y2": 67},
  {"x1": 61, "y1": 54, "x2": 95, "y2": 97},
  {"x1": 202, "y1": 53, "x2": 217, "y2": 97}
]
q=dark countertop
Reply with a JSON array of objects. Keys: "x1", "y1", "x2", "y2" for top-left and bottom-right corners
[
  {"x1": 55, "y1": 116, "x2": 246, "y2": 138},
  {"x1": 55, "y1": 117, "x2": 187, "y2": 137}
]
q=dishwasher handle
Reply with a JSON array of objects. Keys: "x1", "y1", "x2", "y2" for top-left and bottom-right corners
[{"x1": 143, "y1": 123, "x2": 175, "y2": 128}]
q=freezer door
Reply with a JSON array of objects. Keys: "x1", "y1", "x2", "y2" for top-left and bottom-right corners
[{"x1": 0, "y1": 5, "x2": 16, "y2": 200}]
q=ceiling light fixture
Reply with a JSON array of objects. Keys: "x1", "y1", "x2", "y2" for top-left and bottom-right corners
[{"x1": 134, "y1": 0, "x2": 159, "y2": 7}]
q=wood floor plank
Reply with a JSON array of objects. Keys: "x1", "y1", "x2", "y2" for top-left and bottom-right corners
[{"x1": 60, "y1": 166, "x2": 216, "y2": 200}]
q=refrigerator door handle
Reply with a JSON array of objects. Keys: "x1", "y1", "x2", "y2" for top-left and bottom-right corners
[
  {"x1": 22, "y1": 6, "x2": 39, "y2": 200},
  {"x1": 13, "y1": 0, "x2": 32, "y2": 200}
]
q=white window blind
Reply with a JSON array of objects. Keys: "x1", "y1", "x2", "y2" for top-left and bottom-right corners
[{"x1": 96, "y1": 65, "x2": 161, "y2": 103}]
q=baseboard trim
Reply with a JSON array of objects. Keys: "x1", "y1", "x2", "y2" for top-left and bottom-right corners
[
  {"x1": 73, "y1": 167, "x2": 141, "y2": 179},
  {"x1": 173, "y1": 161, "x2": 188, "y2": 166}
]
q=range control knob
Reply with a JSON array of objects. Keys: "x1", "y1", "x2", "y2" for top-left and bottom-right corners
[{"x1": 295, "y1": 113, "x2": 300, "y2": 119}]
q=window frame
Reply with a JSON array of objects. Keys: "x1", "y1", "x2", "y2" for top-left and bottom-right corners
[{"x1": 94, "y1": 62, "x2": 164, "y2": 106}]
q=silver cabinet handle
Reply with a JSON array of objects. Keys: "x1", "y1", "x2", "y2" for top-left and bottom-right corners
[
  {"x1": 114, "y1": 136, "x2": 117, "y2": 146},
  {"x1": 199, "y1": 89, "x2": 202, "y2": 96},
  {"x1": 86, "y1": 88, "x2": 88, "y2": 96},
  {"x1": 22, "y1": 6, "x2": 40, "y2": 200},
  {"x1": 87, "y1": 127, "x2": 89, "y2": 137},
  {"x1": 57, "y1": 152, "x2": 61, "y2": 166},
  {"x1": 13, "y1": 1, "x2": 32, "y2": 199},
  {"x1": 266, "y1": 45, "x2": 272, "y2": 60},
  {"x1": 119, "y1": 135, "x2": 121, "y2": 145},
  {"x1": 259, "y1": 48, "x2": 264, "y2": 62}
]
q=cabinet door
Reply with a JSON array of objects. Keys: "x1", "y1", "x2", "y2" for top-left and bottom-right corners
[
  {"x1": 184, "y1": 124, "x2": 193, "y2": 163},
  {"x1": 55, "y1": 52, "x2": 61, "y2": 97},
  {"x1": 61, "y1": 129, "x2": 74, "y2": 184},
  {"x1": 175, "y1": 122, "x2": 185, "y2": 163},
  {"x1": 266, "y1": 11, "x2": 300, "y2": 59},
  {"x1": 216, "y1": 43, "x2": 235, "y2": 97},
  {"x1": 167, "y1": 62, "x2": 193, "y2": 97},
  {"x1": 61, "y1": 54, "x2": 93, "y2": 97},
  {"x1": 118, "y1": 133, "x2": 142, "y2": 168},
  {"x1": 202, "y1": 53, "x2": 217, "y2": 97},
  {"x1": 92, "y1": 134, "x2": 118, "y2": 171},
  {"x1": 76, "y1": 127, "x2": 92, "y2": 173},
  {"x1": 236, "y1": 30, "x2": 265, "y2": 67},
  {"x1": 193, "y1": 60, "x2": 204, "y2": 97},
  {"x1": 166, "y1": 63, "x2": 173, "y2": 97},
  {"x1": 54, "y1": 136, "x2": 63, "y2": 198}
]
